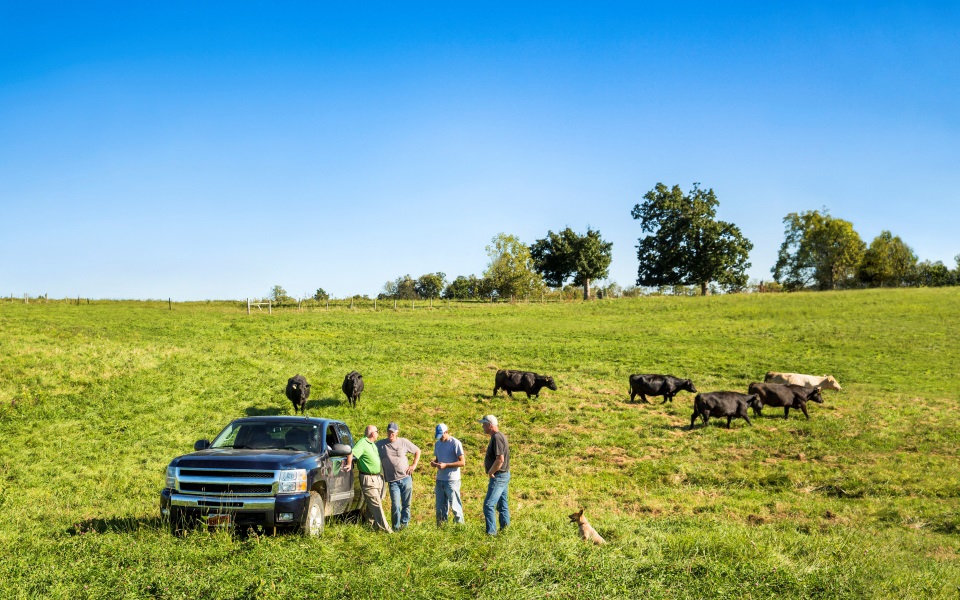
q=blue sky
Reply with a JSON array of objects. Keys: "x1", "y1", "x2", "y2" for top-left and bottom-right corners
[{"x1": 2, "y1": 2, "x2": 957, "y2": 300}]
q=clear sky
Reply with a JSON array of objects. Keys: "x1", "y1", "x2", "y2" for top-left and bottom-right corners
[{"x1": 2, "y1": 2, "x2": 957, "y2": 300}]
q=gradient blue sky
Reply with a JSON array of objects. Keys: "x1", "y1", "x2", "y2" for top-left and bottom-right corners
[{"x1": 2, "y1": 2, "x2": 957, "y2": 300}]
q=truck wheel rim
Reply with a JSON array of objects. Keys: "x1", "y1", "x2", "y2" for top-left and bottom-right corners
[{"x1": 310, "y1": 504, "x2": 322, "y2": 531}]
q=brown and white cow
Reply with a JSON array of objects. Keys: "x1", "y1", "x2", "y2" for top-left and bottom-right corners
[{"x1": 764, "y1": 372, "x2": 841, "y2": 391}]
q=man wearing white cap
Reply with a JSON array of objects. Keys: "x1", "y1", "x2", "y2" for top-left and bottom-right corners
[
  {"x1": 430, "y1": 423, "x2": 465, "y2": 526},
  {"x1": 479, "y1": 414, "x2": 510, "y2": 535}
]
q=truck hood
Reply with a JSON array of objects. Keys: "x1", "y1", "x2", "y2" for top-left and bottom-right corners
[{"x1": 171, "y1": 448, "x2": 315, "y2": 470}]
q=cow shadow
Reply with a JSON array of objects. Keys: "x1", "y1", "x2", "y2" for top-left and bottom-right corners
[
  {"x1": 307, "y1": 398, "x2": 341, "y2": 410},
  {"x1": 67, "y1": 516, "x2": 163, "y2": 536}
]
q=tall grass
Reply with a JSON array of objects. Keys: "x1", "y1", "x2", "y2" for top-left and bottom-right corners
[{"x1": 0, "y1": 288, "x2": 958, "y2": 598}]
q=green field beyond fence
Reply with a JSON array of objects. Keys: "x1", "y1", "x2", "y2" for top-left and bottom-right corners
[{"x1": 0, "y1": 289, "x2": 958, "y2": 599}]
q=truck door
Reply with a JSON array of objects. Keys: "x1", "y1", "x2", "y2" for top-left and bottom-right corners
[{"x1": 325, "y1": 424, "x2": 356, "y2": 514}]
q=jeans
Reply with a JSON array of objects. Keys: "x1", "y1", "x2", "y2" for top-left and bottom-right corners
[
  {"x1": 482, "y1": 471, "x2": 510, "y2": 535},
  {"x1": 434, "y1": 479, "x2": 464, "y2": 525},
  {"x1": 387, "y1": 475, "x2": 413, "y2": 530}
]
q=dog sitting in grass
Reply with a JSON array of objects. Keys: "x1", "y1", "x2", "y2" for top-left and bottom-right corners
[{"x1": 568, "y1": 508, "x2": 606, "y2": 545}]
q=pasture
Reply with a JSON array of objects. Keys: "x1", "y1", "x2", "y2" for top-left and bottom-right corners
[{"x1": 0, "y1": 288, "x2": 958, "y2": 599}]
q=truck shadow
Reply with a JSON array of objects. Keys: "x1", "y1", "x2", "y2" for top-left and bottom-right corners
[{"x1": 67, "y1": 516, "x2": 163, "y2": 536}]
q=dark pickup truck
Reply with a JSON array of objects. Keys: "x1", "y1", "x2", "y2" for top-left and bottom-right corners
[{"x1": 160, "y1": 416, "x2": 362, "y2": 535}]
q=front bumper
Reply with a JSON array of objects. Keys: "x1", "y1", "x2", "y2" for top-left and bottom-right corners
[{"x1": 160, "y1": 488, "x2": 311, "y2": 528}]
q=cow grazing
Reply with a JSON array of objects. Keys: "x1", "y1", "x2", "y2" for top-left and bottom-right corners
[
  {"x1": 493, "y1": 369, "x2": 558, "y2": 399},
  {"x1": 342, "y1": 371, "x2": 364, "y2": 408},
  {"x1": 748, "y1": 382, "x2": 824, "y2": 419},
  {"x1": 690, "y1": 392, "x2": 762, "y2": 429},
  {"x1": 628, "y1": 374, "x2": 697, "y2": 404},
  {"x1": 285, "y1": 374, "x2": 311, "y2": 415},
  {"x1": 764, "y1": 371, "x2": 841, "y2": 391}
]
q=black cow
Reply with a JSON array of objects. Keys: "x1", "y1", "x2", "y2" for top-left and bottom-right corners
[
  {"x1": 690, "y1": 392, "x2": 762, "y2": 428},
  {"x1": 493, "y1": 369, "x2": 558, "y2": 399},
  {"x1": 628, "y1": 374, "x2": 697, "y2": 404},
  {"x1": 285, "y1": 374, "x2": 311, "y2": 415},
  {"x1": 342, "y1": 371, "x2": 364, "y2": 408},
  {"x1": 748, "y1": 382, "x2": 824, "y2": 419}
]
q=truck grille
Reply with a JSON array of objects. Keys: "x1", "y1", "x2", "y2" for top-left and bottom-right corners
[
  {"x1": 180, "y1": 483, "x2": 273, "y2": 494},
  {"x1": 177, "y1": 468, "x2": 277, "y2": 496},
  {"x1": 180, "y1": 470, "x2": 274, "y2": 479}
]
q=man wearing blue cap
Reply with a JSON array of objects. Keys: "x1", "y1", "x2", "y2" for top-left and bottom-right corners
[
  {"x1": 430, "y1": 423, "x2": 465, "y2": 526},
  {"x1": 376, "y1": 422, "x2": 421, "y2": 531}
]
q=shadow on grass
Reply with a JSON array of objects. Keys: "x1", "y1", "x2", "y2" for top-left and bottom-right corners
[
  {"x1": 245, "y1": 398, "x2": 343, "y2": 416},
  {"x1": 68, "y1": 516, "x2": 164, "y2": 536}
]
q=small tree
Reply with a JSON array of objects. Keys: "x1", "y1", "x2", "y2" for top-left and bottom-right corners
[
  {"x1": 632, "y1": 183, "x2": 753, "y2": 295},
  {"x1": 858, "y1": 231, "x2": 917, "y2": 287},
  {"x1": 773, "y1": 209, "x2": 865, "y2": 290},
  {"x1": 270, "y1": 285, "x2": 293, "y2": 304},
  {"x1": 444, "y1": 275, "x2": 490, "y2": 300},
  {"x1": 484, "y1": 233, "x2": 544, "y2": 300},
  {"x1": 415, "y1": 272, "x2": 447, "y2": 299},
  {"x1": 530, "y1": 227, "x2": 613, "y2": 300},
  {"x1": 313, "y1": 288, "x2": 330, "y2": 301}
]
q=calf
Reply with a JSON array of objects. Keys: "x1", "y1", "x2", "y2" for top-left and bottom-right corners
[
  {"x1": 341, "y1": 371, "x2": 364, "y2": 408},
  {"x1": 765, "y1": 371, "x2": 841, "y2": 391},
  {"x1": 285, "y1": 374, "x2": 311, "y2": 415},
  {"x1": 748, "y1": 382, "x2": 824, "y2": 419},
  {"x1": 493, "y1": 369, "x2": 557, "y2": 399},
  {"x1": 690, "y1": 392, "x2": 762, "y2": 428},
  {"x1": 628, "y1": 374, "x2": 697, "y2": 404}
]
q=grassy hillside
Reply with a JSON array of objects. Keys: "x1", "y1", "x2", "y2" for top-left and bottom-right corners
[{"x1": 0, "y1": 289, "x2": 958, "y2": 599}]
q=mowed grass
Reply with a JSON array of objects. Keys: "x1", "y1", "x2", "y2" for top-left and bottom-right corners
[{"x1": 0, "y1": 289, "x2": 958, "y2": 599}]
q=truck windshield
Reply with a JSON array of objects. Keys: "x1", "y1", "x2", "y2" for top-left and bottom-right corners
[{"x1": 210, "y1": 421, "x2": 321, "y2": 452}]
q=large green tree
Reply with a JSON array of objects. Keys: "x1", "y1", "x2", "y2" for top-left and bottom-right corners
[
  {"x1": 415, "y1": 272, "x2": 447, "y2": 299},
  {"x1": 858, "y1": 231, "x2": 917, "y2": 287},
  {"x1": 772, "y1": 209, "x2": 865, "y2": 290},
  {"x1": 484, "y1": 233, "x2": 544, "y2": 300},
  {"x1": 530, "y1": 227, "x2": 613, "y2": 300},
  {"x1": 631, "y1": 183, "x2": 753, "y2": 295}
]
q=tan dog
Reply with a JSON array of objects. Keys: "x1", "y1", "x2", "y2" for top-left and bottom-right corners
[{"x1": 568, "y1": 508, "x2": 606, "y2": 545}]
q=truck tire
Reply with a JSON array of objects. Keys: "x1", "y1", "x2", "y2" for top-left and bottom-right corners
[{"x1": 302, "y1": 491, "x2": 325, "y2": 536}]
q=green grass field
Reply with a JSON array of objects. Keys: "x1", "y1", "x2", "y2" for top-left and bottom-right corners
[{"x1": 1, "y1": 289, "x2": 958, "y2": 599}]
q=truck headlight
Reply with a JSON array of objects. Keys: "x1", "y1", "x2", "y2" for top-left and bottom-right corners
[
  {"x1": 278, "y1": 469, "x2": 307, "y2": 493},
  {"x1": 166, "y1": 467, "x2": 177, "y2": 489}
]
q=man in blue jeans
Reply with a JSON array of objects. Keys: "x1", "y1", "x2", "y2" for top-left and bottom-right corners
[
  {"x1": 479, "y1": 414, "x2": 510, "y2": 536},
  {"x1": 430, "y1": 423, "x2": 465, "y2": 526},
  {"x1": 376, "y1": 422, "x2": 421, "y2": 531}
]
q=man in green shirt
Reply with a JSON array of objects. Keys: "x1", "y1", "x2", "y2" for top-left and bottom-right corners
[{"x1": 345, "y1": 425, "x2": 392, "y2": 533}]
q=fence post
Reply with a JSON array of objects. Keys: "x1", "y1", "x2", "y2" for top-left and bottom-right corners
[
  {"x1": 169, "y1": 297, "x2": 172, "y2": 310},
  {"x1": 394, "y1": 299, "x2": 397, "y2": 310},
  {"x1": 268, "y1": 300, "x2": 272, "y2": 315},
  {"x1": 326, "y1": 299, "x2": 329, "y2": 310},
  {"x1": 374, "y1": 298, "x2": 377, "y2": 311},
  {"x1": 350, "y1": 298, "x2": 354, "y2": 309},
  {"x1": 247, "y1": 298, "x2": 251, "y2": 314},
  {"x1": 24, "y1": 293, "x2": 28, "y2": 304}
]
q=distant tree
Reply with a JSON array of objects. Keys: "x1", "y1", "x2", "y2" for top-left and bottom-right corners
[
  {"x1": 530, "y1": 227, "x2": 613, "y2": 300},
  {"x1": 858, "y1": 231, "x2": 917, "y2": 287},
  {"x1": 270, "y1": 285, "x2": 292, "y2": 304},
  {"x1": 910, "y1": 260, "x2": 955, "y2": 287},
  {"x1": 381, "y1": 275, "x2": 418, "y2": 300},
  {"x1": 632, "y1": 183, "x2": 753, "y2": 295},
  {"x1": 313, "y1": 287, "x2": 330, "y2": 301},
  {"x1": 415, "y1": 272, "x2": 447, "y2": 299},
  {"x1": 772, "y1": 209, "x2": 866, "y2": 290},
  {"x1": 443, "y1": 275, "x2": 491, "y2": 300},
  {"x1": 484, "y1": 233, "x2": 544, "y2": 300}
]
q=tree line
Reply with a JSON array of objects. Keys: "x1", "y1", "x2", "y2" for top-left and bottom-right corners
[{"x1": 271, "y1": 182, "x2": 958, "y2": 302}]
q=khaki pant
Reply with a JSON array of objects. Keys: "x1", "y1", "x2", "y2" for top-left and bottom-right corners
[{"x1": 360, "y1": 473, "x2": 392, "y2": 533}]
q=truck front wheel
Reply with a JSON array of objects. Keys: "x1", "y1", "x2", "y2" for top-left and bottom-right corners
[
  {"x1": 169, "y1": 507, "x2": 194, "y2": 536},
  {"x1": 302, "y1": 491, "x2": 325, "y2": 536}
]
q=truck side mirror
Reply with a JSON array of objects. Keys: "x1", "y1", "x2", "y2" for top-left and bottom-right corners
[
  {"x1": 329, "y1": 443, "x2": 352, "y2": 457},
  {"x1": 194, "y1": 439, "x2": 210, "y2": 451}
]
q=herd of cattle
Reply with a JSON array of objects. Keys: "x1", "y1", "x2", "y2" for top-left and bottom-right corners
[{"x1": 285, "y1": 368, "x2": 840, "y2": 430}]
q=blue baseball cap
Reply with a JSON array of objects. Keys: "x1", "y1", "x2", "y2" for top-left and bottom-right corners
[{"x1": 435, "y1": 423, "x2": 449, "y2": 439}]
